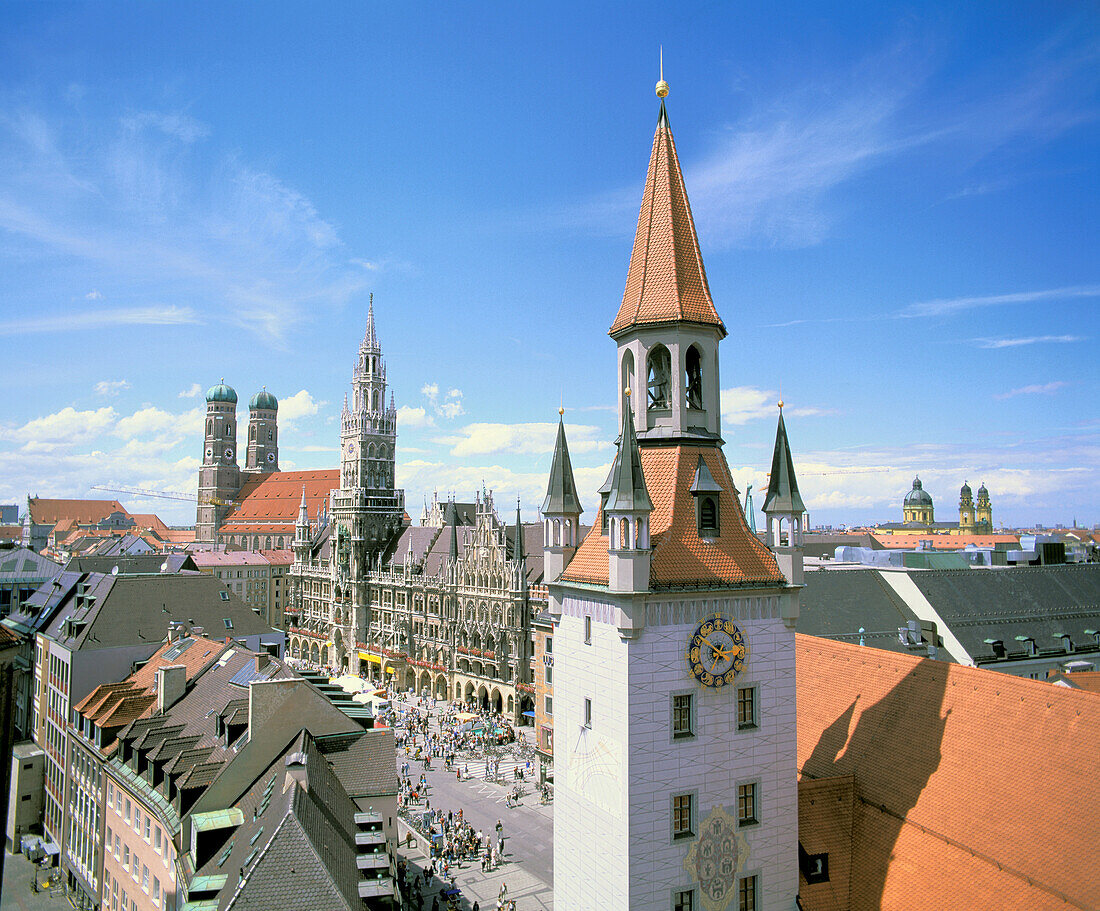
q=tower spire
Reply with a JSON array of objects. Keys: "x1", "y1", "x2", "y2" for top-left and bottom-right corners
[
  {"x1": 762, "y1": 404, "x2": 806, "y2": 548},
  {"x1": 542, "y1": 411, "x2": 584, "y2": 518},
  {"x1": 364, "y1": 292, "x2": 378, "y2": 348},
  {"x1": 609, "y1": 80, "x2": 724, "y2": 339}
]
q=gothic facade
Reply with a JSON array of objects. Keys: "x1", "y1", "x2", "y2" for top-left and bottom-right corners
[{"x1": 284, "y1": 305, "x2": 540, "y2": 723}]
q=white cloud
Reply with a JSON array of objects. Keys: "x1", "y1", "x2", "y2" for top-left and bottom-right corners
[
  {"x1": 975, "y1": 334, "x2": 1085, "y2": 349},
  {"x1": 179, "y1": 383, "x2": 202, "y2": 398},
  {"x1": 0, "y1": 406, "x2": 116, "y2": 445},
  {"x1": 720, "y1": 387, "x2": 826, "y2": 426},
  {"x1": 435, "y1": 422, "x2": 608, "y2": 458},
  {"x1": 905, "y1": 285, "x2": 1100, "y2": 318},
  {"x1": 995, "y1": 381, "x2": 1069, "y2": 400},
  {"x1": 279, "y1": 390, "x2": 323, "y2": 429},
  {"x1": 0, "y1": 305, "x2": 200, "y2": 337},
  {"x1": 0, "y1": 105, "x2": 379, "y2": 347},
  {"x1": 85, "y1": 289, "x2": 102, "y2": 300},
  {"x1": 397, "y1": 405, "x2": 432, "y2": 428},
  {"x1": 121, "y1": 111, "x2": 210, "y2": 144},
  {"x1": 417, "y1": 382, "x2": 465, "y2": 422},
  {"x1": 114, "y1": 405, "x2": 204, "y2": 441},
  {"x1": 94, "y1": 379, "x2": 130, "y2": 396}
]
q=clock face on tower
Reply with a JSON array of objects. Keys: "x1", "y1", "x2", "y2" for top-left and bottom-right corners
[
  {"x1": 224, "y1": 447, "x2": 233, "y2": 460},
  {"x1": 266, "y1": 452, "x2": 276, "y2": 463},
  {"x1": 687, "y1": 617, "x2": 748, "y2": 688}
]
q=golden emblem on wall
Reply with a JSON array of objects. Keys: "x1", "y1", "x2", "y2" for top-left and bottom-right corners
[{"x1": 682, "y1": 805, "x2": 749, "y2": 911}]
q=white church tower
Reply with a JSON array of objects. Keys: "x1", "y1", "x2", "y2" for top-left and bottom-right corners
[{"x1": 548, "y1": 76, "x2": 801, "y2": 910}]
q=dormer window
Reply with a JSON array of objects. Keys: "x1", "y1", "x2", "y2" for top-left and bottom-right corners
[{"x1": 689, "y1": 456, "x2": 723, "y2": 539}]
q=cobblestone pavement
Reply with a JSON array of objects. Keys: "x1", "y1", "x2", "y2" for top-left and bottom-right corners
[
  {"x1": 392, "y1": 697, "x2": 554, "y2": 910},
  {"x1": 1, "y1": 850, "x2": 73, "y2": 911}
]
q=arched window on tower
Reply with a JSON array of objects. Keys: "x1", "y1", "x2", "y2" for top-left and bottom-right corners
[
  {"x1": 372, "y1": 390, "x2": 380, "y2": 411},
  {"x1": 647, "y1": 345, "x2": 672, "y2": 410},
  {"x1": 268, "y1": 430, "x2": 273, "y2": 442},
  {"x1": 685, "y1": 345, "x2": 704, "y2": 410},
  {"x1": 249, "y1": 425, "x2": 256, "y2": 441},
  {"x1": 621, "y1": 349, "x2": 635, "y2": 415}
]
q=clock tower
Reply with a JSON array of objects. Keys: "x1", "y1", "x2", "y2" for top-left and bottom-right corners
[
  {"x1": 548, "y1": 80, "x2": 800, "y2": 910},
  {"x1": 331, "y1": 298, "x2": 406, "y2": 669}
]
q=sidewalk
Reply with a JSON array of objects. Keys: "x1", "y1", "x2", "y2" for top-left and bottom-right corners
[
  {"x1": 1, "y1": 850, "x2": 72, "y2": 911},
  {"x1": 397, "y1": 819, "x2": 553, "y2": 911}
]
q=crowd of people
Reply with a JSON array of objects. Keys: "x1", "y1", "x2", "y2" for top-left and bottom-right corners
[{"x1": 388, "y1": 690, "x2": 535, "y2": 909}]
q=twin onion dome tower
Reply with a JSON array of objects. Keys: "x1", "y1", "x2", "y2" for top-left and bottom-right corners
[{"x1": 546, "y1": 67, "x2": 804, "y2": 910}]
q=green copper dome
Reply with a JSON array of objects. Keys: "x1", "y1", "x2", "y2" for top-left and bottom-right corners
[
  {"x1": 904, "y1": 476, "x2": 933, "y2": 507},
  {"x1": 206, "y1": 380, "x2": 238, "y2": 404},
  {"x1": 249, "y1": 388, "x2": 278, "y2": 411}
]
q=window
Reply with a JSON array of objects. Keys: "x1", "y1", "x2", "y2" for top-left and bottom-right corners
[
  {"x1": 546, "y1": 636, "x2": 552, "y2": 654},
  {"x1": 106, "y1": 825, "x2": 113, "y2": 852},
  {"x1": 108, "y1": 782, "x2": 114, "y2": 806},
  {"x1": 124, "y1": 798, "x2": 131, "y2": 823},
  {"x1": 674, "y1": 890, "x2": 695, "y2": 911},
  {"x1": 737, "y1": 686, "x2": 757, "y2": 730},
  {"x1": 545, "y1": 696, "x2": 552, "y2": 716},
  {"x1": 738, "y1": 875, "x2": 757, "y2": 911},
  {"x1": 123, "y1": 844, "x2": 130, "y2": 868},
  {"x1": 155, "y1": 826, "x2": 162, "y2": 853},
  {"x1": 142, "y1": 864, "x2": 150, "y2": 892},
  {"x1": 153, "y1": 877, "x2": 161, "y2": 903},
  {"x1": 584, "y1": 615, "x2": 592, "y2": 644},
  {"x1": 144, "y1": 817, "x2": 151, "y2": 840},
  {"x1": 699, "y1": 497, "x2": 718, "y2": 534},
  {"x1": 544, "y1": 665, "x2": 553, "y2": 685},
  {"x1": 737, "y1": 783, "x2": 758, "y2": 826},
  {"x1": 672, "y1": 693, "x2": 694, "y2": 739},
  {"x1": 584, "y1": 698, "x2": 592, "y2": 728},
  {"x1": 672, "y1": 793, "x2": 694, "y2": 840}
]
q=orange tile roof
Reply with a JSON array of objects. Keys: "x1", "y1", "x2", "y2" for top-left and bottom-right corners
[
  {"x1": 28, "y1": 498, "x2": 128, "y2": 525},
  {"x1": 608, "y1": 104, "x2": 725, "y2": 338},
  {"x1": 74, "y1": 636, "x2": 226, "y2": 731},
  {"x1": 219, "y1": 469, "x2": 338, "y2": 534},
  {"x1": 872, "y1": 533, "x2": 1019, "y2": 550},
  {"x1": 797, "y1": 634, "x2": 1100, "y2": 911},
  {"x1": 562, "y1": 445, "x2": 783, "y2": 588}
]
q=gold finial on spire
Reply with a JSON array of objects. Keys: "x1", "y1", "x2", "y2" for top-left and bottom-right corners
[
  {"x1": 778, "y1": 399, "x2": 784, "y2": 410},
  {"x1": 655, "y1": 46, "x2": 669, "y2": 98},
  {"x1": 558, "y1": 407, "x2": 564, "y2": 416},
  {"x1": 625, "y1": 386, "x2": 632, "y2": 397}
]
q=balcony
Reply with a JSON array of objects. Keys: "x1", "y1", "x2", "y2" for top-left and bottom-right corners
[
  {"x1": 354, "y1": 830, "x2": 386, "y2": 848},
  {"x1": 358, "y1": 875, "x2": 395, "y2": 899}
]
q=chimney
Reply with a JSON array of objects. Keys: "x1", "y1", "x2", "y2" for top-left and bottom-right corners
[
  {"x1": 191, "y1": 625, "x2": 204, "y2": 639},
  {"x1": 255, "y1": 653, "x2": 270, "y2": 672},
  {"x1": 157, "y1": 665, "x2": 187, "y2": 714}
]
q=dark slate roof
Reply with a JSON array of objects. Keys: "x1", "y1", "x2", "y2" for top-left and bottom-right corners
[
  {"x1": 541, "y1": 417, "x2": 584, "y2": 516},
  {"x1": 908, "y1": 564, "x2": 1100, "y2": 663},
  {"x1": 199, "y1": 730, "x2": 367, "y2": 911},
  {"x1": 313, "y1": 729, "x2": 398, "y2": 799},
  {"x1": 762, "y1": 410, "x2": 806, "y2": 515},
  {"x1": 604, "y1": 407, "x2": 652, "y2": 513},
  {"x1": 45, "y1": 573, "x2": 278, "y2": 650},
  {"x1": 0, "y1": 547, "x2": 62, "y2": 581},
  {"x1": 798, "y1": 569, "x2": 920, "y2": 654},
  {"x1": 64, "y1": 553, "x2": 198, "y2": 574},
  {"x1": 379, "y1": 526, "x2": 441, "y2": 571}
]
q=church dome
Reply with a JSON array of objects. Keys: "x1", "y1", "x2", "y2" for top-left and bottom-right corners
[
  {"x1": 249, "y1": 388, "x2": 278, "y2": 411},
  {"x1": 206, "y1": 380, "x2": 238, "y2": 404},
  {"x1": 977, "y1": 482, "x2": 989, "y2": 497},
  {"x1": 960, "y1": 481, "x2": 972, "y2": 498},
  {"x1": 904, "y1": 476, "x2": 933, "y2": 506}
]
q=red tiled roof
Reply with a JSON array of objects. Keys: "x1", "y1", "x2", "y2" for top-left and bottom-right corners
[
  {"x1": 797, "y1": 634, "x2": 1100, "y2": 911},
  {"x1": 562, "y1": 445, "x2": 783, "y2": 588},
  {"x1": 0, "y1": 624, "x2": 20, "y2": 649},
  {"x1": 28, "y1": 498, "x2": 128, "y2": 525},
  {"x1": 0, "y1": 525, "x2": 21, "y2": 541},
  {"x1": 219, "y1": 470, "x2": 338, "y2": 534},
  {"x1": 872, "y1": 533, "x2": 1019, "y2": 550},
  {"x1": 608, "y1": 105, "x2": 725, "y2": 338}
]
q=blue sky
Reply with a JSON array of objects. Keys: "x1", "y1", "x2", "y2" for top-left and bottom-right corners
[{"x1": 0, "y1": 1, "x2": 1097, "y2": 530}]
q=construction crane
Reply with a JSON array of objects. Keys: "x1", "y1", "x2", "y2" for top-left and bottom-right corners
[{"x1": 91, "y1": 485, "x2": 235, "y2": 508}]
